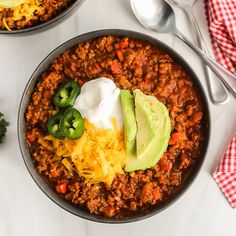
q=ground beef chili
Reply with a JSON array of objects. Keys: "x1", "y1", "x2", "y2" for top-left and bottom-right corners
[
  {"x1": 0, "y1": 0, "x2": 75, "y2": 30},
  {"x1": 25, "y1": 36, "x2": 205, "y2": 218}
]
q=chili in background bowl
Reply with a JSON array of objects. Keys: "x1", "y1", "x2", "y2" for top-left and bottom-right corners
[
  {"x1": 0, "y1": 0, "x2": 85, "y2": 35},
  {"x1": 18, "y1": 29, "x2": 210, "y2": 223}
]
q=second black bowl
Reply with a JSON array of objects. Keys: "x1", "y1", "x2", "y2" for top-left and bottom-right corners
[{"x1": 0, "y1": 0, "x2": 85, "y2": 35}]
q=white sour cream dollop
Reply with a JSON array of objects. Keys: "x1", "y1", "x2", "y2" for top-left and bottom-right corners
[{"x1": 74, "y1": 77, "x2": 123, "y2": 130}]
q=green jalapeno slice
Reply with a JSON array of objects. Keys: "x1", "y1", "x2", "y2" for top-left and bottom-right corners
[
  {"x1": 46, "y1": 111, "x2": 65, "y2": 139},
  {"x1": 59, "y1": 108, "x2": 84, "y2": 139},
  {"x1": 53, "y1": 80, "x2": 80, "y2": 108}
]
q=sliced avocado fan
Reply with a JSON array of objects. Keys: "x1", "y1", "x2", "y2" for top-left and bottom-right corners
[
  {"x1": 120, "y1": 90, "x2": 137, "y2": 157},
  {"x1": 125, "y1": 89, "x2": 171, "y2": 172}
]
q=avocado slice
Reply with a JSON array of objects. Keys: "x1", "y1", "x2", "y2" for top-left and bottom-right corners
[
  {"x1": 120, "y1": 90, "x2": 137, "y2": 157},
  {"x1": 133, "y1": 90, "x2": 157, "y2": 160},
  {"x1": 125, "y1": 90, "x2": 171, "y2": 172}
]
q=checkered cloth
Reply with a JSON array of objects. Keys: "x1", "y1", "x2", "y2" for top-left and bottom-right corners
[
  {"x1": 213, "y1": 137, "x2": 236, "y2": 208},
  {"x1": 205, "y1": 0, "x2": 236, "y2": 208}
]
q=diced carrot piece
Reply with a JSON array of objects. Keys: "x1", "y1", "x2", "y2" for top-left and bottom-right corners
[
  {"x1": 116, "y1": 50, "x2": 124, "y2": 61},
  {"x1": 169, "y1": 132, "x2": 187, "y2": 145}
]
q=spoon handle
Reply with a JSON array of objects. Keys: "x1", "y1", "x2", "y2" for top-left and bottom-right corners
[
  {"x1": 184, "y1": 8, "x2": 229, "y2": 104},
  {"x1": 174, "y1": 32, "x2": 236, "y2": 99}
]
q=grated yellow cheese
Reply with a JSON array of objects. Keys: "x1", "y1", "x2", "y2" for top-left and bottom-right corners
[
  {"x1": 38, "y1": 118, "x2": 127, "y2": 185},
  {"x1": 12, "y1": 0, "x2": 43, "y2": 21},
  {"x1": 0, "y1": 0, "x2": 44, "y2": 30},
  {"x1": 2, "y1": 18, "x2": 11, "y2": 31}
]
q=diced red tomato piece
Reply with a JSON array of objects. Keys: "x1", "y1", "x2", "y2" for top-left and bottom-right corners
[
  {"x1": 56, "y1": 182, "x2": 67, "y2": 194},
  {"x1": 119, "y1": 38, "x2": 128, "y2": 49}
]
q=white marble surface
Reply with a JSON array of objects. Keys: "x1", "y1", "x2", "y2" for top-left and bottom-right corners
[{"x1": 0, "y1": 0, "x2": 236, "y2": 235}]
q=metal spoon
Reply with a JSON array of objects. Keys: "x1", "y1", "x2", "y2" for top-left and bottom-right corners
[
  {"x1": 167, "y1": 0, "x2": 229, "y2": 104},
  {"x1": 130, "y1": 0, "x2": 236, "y2": 99}
]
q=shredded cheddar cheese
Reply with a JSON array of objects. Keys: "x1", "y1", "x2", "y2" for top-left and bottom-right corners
[
  {"x1": 0, "y1": 0, "x2": 43, "y2": 31},
  {"x1": 2, "y1": 18, "x2": 11, "y2": 31},
  {"x1": 38, "y1": 118, "x2": 127, "y2": 185}
]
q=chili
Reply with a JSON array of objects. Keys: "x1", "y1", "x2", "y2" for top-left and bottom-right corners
[{"x1": 25, "y1": 36, "x2": 205, "y2": 219}]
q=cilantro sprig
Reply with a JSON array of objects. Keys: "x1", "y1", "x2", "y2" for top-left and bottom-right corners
[{"x1": 0, "y1": 112, "x2": 9, "y2": 144}]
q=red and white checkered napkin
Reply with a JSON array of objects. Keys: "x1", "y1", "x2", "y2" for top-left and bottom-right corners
[
  {"x1": 213, "y1": 137, "x2": 236, "y2": 208},
  {"x1": 205, "y1": 0, "x2": 236, "y2": 208}
]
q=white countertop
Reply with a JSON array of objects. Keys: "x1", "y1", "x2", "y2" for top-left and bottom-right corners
[{"x1": 0, "y1": 0, "x2": 236, "y2": 235}]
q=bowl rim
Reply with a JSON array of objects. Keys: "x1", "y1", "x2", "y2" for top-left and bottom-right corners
[
  {"x1": 0, "y1": 0, "x2": 85, "y2": 34},
  {"x1": 18, "y1": 29, "x2": 211, "y2": 224}
]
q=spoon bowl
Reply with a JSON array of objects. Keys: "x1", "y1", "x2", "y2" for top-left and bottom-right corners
[{"x1": 130, "y1": 0, "x2": 176, "y2": 33}]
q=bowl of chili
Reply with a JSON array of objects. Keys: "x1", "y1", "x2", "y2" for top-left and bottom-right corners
[
  {"x1": 0, "y1": 0, "x2": 85, "y2": 35},
  {"x1": 18, "y1": 29, "x2": 210, "y2": 223}
]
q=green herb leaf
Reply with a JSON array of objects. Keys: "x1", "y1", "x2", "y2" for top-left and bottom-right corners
[{"x1": 0, "y1": 112, "x2": 9, "y2": 144}]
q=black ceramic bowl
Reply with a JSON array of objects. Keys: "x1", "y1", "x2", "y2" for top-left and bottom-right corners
[
  {"x1": 18, "y1": 29, "x2": 210, "y2": 223},
  {"x1": 0, "y1": 0, "x2": 85, "y2": 35}
]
